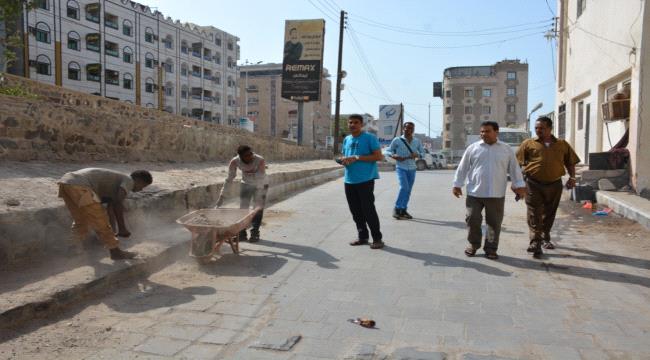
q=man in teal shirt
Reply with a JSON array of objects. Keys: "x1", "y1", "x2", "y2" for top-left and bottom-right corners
[
  {"x1": 340, "y1": 114, "x2": 385, "y2": 249},
  {"x1": 385, "y1": 122, "x2": 424, "y2": 220}
]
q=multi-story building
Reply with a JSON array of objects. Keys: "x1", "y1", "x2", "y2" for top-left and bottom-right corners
[
  {"x1": 13, "y1": 0, "x2": 239, "y2": 123},
  {"x1": 555, "y1": 0, "x2": 650, "y2": 194},
  {"x1": 441, "y1": 59, "x2": 529, "y2": 157},
  {"x1": 239, "y1": 63, "x2": 331, "y2": 149}
]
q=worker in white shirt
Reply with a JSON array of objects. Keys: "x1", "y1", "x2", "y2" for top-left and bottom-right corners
[{"x1": 452, "y1": 121, "x2": 527, "y2": 260}]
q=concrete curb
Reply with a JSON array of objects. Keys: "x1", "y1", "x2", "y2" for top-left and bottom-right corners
[
  {"x1": 595, "y1": 191, "x2": 650, "y2": 230},
  {"x1": 0, "y1": 167, "x2": 343, "y2": 330}
]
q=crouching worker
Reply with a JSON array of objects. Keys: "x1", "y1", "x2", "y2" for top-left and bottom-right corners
[
  {"x1": 216, "y1": 145, "x2": 267, "y2": 243},
  {"x1": 58, "y1": 168, "x2": 153, "y2": 260}
]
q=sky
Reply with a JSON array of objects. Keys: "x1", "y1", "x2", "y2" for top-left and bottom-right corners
[{"x1": 137, "y1": 0, "x2": 558, "y2": 137}]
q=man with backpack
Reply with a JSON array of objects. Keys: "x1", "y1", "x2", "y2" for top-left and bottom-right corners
[{"x1": 385, "y1": 122, "x2": 425, "y2": 220}]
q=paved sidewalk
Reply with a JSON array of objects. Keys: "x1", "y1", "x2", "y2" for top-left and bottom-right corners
[
  {"x1": 2, "y1": 170, "x2": 650, "y2": 359},
  {"x1": 596, "y1": 190, "x2": 650, "y2": 230}
]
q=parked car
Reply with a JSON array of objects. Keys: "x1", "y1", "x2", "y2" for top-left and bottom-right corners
[
  {"x1": 382, "y1": 146, "x2": 433, "y2": 170},
  {"x1": 430, "y1": 151, "x2": 447, "y2": 169}
]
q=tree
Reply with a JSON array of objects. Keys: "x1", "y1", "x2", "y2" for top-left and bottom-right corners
[{"x1": 0, "y1": 0, "x2": 33, "y2": 73}]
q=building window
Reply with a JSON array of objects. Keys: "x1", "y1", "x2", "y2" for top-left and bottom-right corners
[
  {"x1": 34, "y1": 55, "x2": 51, "y2": 75},
  {"x1": 181, "y1": 63, "x2": 188, "y2": 76},
  {"x1": 85, "y1": 3, "x2": 100, "y2": 23},
  {"x1": 191, "y1": 65, "x2": 201, "y2": 77},
  {"x1": 68, "y1": 62, "x2": 81, "y2": 80},
  {"x1": 123, "y1": 20, "x2": 132, "y2": 36},
  {"x1": 215, "y1": 37, "x2": 222, "y2": 46},
  {"x1": 145, "y1": 78, "x2": 155, "y2": 93},
  {"x1": 464, "y1": 89, "x2": 473, "y2": 97},
  {"x1": 464, "y1": 106, "x2": 473, "y2": 115},
  {"x1": 577, "y1": 101, "x2": 584, "y2": 130},
  {"x1": 445, "y1": 90, "x2": 451, "y2": 98},
  {"x1": 163, "y1": 59, "x2": 173, "y2": 73},
  {"x1": 33, "y1": 22, "x2": 50, "y2": 43},
  {"x1": 482, "y1": 88, "x2": 492, "y2": 97},
  {"x1": 227, "y1": 41, "x2": 233, "y2": 50},
  {"x1": 227, "y1": 76, "x2": 235, "y2": 88},
  {"x1": 145, "y1": 28, "x2": 155, "y2": 43},
  {"x1": 86, "y1": 33, "x2": 100, "y2": 52},
  {"x1": 507, "y1": 87, "x2": 516, "y2": 96},
  {"x1": 105, "y1": 41, "x2": 118, "y2": 57},
  {"x1": 104, "y1": 13, "x2": 118, "y2": 29},
  {"x1": 227, "y1": 57, "x2": 234, "y2": 69},
  {"x1": 67, "y1": 31, "x2": 80, "y2": 50},
  {"x1": 181, "y1": 40, "x2": 188, "y2": 54},
  {"x1": 445, "y1": 106, "x2": 451, "y2": 115},
  {"x1": 213, "y1": 72, "x2": 221, "y2": 85},
  {"x1": 163, "y1": 35, "x2": 173, "y2": 49},
  {"x1": 482, "y1": 105, "x2": 491, "y2": 114},
  {"x1": 145, "y1": 53, "x2": 155, "y2": 68},
  {"x1": 123, "y1": 73, "x2": 133, "y2": 89},
  {"x1": 123, "y1": 47, "x2": 133, "y2": 63},
  {"x1": 203, "y1": 69, "x2": 212, "y2": 80},
  {"x1": 214, "y1": 92, "x2": 221, "y2": 104},
  {"x1": 507, "y1": 104, "x2": 516, "y2": 113},
  {"x1": 66, "y1": 0, "x2": 79, "y2": 19},
  {"x1": 34, "y1": 0, "x2": 48, "y2": 10},
  {"x1": 105, "y1": 69, "x2": 119, "y2": 86},
  {"x1": 577, "y1": 0, "x2": 586, "y2": 17},
  {"x1": 181, "y1": 86, "x2": 188, "y2": 99},
  {"x1": 507, "y1": 71, "x2": 517, "y2": 80},
  {"x1": 214, "y1": 53, "x2": 221, "y2": 65},
  {"x1": 86, "y1": 63, "x2": 101, "y2": 82},
  {"x1": 165, "y1": 83, "x2": 174, "y2": 97}
]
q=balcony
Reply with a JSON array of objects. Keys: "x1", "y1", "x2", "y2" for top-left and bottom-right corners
[{"x1": 192, "y1": 51, "x2": 201, "y2": 58}]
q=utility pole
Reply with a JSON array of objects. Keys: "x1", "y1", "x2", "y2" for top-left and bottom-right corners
[
  {"x1": 333, "y1": 10, "x2": 346, "y2": 154},
  {"x1": 428, "y1": 102, "x2": 431, "y2": 138}
]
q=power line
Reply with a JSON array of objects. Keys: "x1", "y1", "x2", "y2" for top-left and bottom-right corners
[
  {"x1": 348, "y1": 25, "x2": 546, "y2": 50},
  {"x1": 544, "y1": 0, "x2": 556, "y2": 16},
  {"x1": 307, "y1": 0, "x2": 338, "y2": 22},
  {"x1": 549, "y1": 38, "x2": 556, "y2": 79}
]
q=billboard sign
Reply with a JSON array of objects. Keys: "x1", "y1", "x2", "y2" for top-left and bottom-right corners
[{"x1": 281, "y1": 19, "x2": 325, "y2": 102}]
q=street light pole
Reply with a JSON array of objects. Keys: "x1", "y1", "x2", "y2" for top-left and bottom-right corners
[
  {"x1": 428, "y1": 102, "x2": 431, "y2": 138},
  {"x1": 527, "y1": 102, "x2": 544, "y2": 134},
  {"x1": 333, "y1": 10, "x2": 347, "y2": 154}
]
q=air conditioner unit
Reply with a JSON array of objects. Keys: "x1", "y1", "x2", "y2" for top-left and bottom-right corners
[
  {"x1": 28, "y1": 60, "x2": 37, "y2": 67},
  {"x1": 601, "y1": 98, "x2": 630, "y2": 121}
]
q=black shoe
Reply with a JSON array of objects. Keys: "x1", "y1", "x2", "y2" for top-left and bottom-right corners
[
  {"x1": 402, "y1": 210, "x2": 413, "y2": 220},
  {"x1": 532, "y1": 250, "x2": 544, "y2": 259},
  {"x1": 527, "y1": 243, "x2": 539, "y2": 253},
  {"x1": 393, "y1": 208, "x2": 404, "y2": 220},
  {"x1": 350, "y1": 238, "x2": 369, "y2": 246},
  {"x1": 238, "y1": 231, "x2": 248, "y2": 242},
  {"x1": 370, "y1": 241, "x2": 385, "y2": 249},
  {"x1": 249, "y1": 229, "x2": 260, "y2": 243},
  {"x1": 110, "y1": 247, "x2": 137, "y2": 260}
]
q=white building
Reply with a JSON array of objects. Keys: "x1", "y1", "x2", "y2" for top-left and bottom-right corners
[
  {"x1": 19, "y1": 0, "x2": 240, "y2": 123},
  {"x1": 555, "y1": 0, "x2": 650, "y2": 194}
]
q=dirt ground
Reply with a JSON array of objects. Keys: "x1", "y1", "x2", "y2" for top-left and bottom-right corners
[{"x1": 0, "y1": 160, "x2": 336, "y2": 214}]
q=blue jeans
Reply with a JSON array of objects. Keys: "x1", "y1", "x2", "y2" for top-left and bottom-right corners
[{"x1": 395, "y1": 167, "x2": 416, "y2": 210}]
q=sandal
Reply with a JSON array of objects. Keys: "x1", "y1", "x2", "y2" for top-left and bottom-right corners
[
  {"x1": 370, "y1": 241, "x2": 384, "y2": 249},
  {"x1": 464, "y1": 246, "x2": 478, "y2": 257},
  {"x1": 542, "y1": 242, "x2": 555, "y2": 250},
  {"x1": 349, "y1": 239, "x2": 369, "y2": 246}
]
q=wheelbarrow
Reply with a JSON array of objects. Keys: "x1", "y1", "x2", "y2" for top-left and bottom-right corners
[{"x1": 176, "y1": 207, "x2": 261, "y2": 264}]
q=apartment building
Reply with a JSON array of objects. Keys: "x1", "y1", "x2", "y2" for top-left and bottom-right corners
[
  {"x1": 555, "y1": 0, "x2": 650, "y2": 194},
  {"x1": 15, "y1": 0, "x2": 239, "y2": 123},
  {"x1": 441, "y1": 59, "x2": 529, "y2": 156},
  {"x1": 239, "y1": 63, "x2": 332, "y2": 149}
]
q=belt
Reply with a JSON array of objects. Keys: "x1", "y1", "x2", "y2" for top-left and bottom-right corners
[{"x1": 524, "y1": 175, "x2": 562, "y2": 186}]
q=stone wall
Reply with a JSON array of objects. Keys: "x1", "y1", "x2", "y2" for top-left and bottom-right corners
[{"x1": 0, "y1": 73, "x2": 330, "y2": 162}]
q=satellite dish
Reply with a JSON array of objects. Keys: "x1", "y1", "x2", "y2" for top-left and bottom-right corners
[{"x1": 341, "y1": 70, "x2": 347, "y2": 78}]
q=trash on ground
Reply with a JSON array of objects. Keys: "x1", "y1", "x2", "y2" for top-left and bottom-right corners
[
  {"x1": 582, "y1": 201, "x2": 593, "y2": 209},
  {"x1": 593, "y1": 211, "x2": 609, "y2": 216},
  {"x1": 348, "y1": 318, "x2": 376, "y2": 328}
]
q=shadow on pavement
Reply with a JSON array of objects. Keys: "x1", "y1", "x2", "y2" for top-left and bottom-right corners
[
  {"x1": 550, "y1": 245, "x2": 650, "y2": 270},
  {"x1": 252, "y1": 240, "x2": 340, "y2": 269},
  {"x1": 198, "y1": 252, "x2": 289, "y2": 277},
  {"x1": 407, "y1": 218, "x2": 466, "y2": 229},
  {"x1": 383, "y1": 246, "x2": 511, "y2": 277},
  {"x1": 104, "y1": 281, "x2": 215, "y2": 313},
  {"x1": 498, "y1": 255, "x2": 650, "y2": 288}
]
